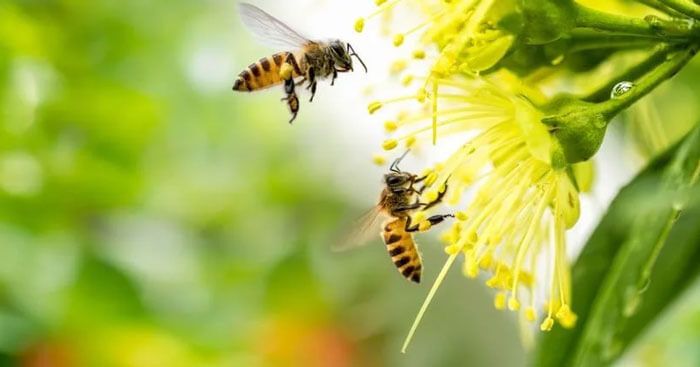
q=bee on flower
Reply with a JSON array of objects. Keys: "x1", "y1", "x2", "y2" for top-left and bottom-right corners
[
  {"x1": 355, "y1": 2, "x2": 585, "y2": 348},
  {"x1": 368, "y1": 70, "x2": 584, "y2": 351}
]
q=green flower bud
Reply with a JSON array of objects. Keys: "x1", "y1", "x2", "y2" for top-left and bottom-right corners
[{"x1": 542, "y1": 94, "x2": 609, "y2": 165}]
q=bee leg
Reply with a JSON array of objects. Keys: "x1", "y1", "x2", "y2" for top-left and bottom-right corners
[
  {"x1": 282, "y1": 78, "x2": 299, "y2": 123},
  {"x1": 305, "y1": 67, "x2": 316, "y2": 89},
  {"x1": 394, "y1": 201, "x2": 423, "y2": 214},
  {"x1": 405, "y1": 174, "x2": 427, "y2": 195},
  {"x1": 286, "y1": 94, "x2": 299, "y2": 123},
  {"x1": 404, "y1": 216, "x2": 419, "y2": 232},
  {"x1": 331, "y1": 69, "x2": 338, "y2": 86},
  {"x1": 422, "y1": 183, "x2": 449, "y2": 210},
  {"x1": 309, "y1": 82, "x2": 317, "y2": 102},
  {"x1": 405, "y1": 214, "x2": 455, "y2": 232},
  {"x1": 284, "y1": 77, "x2": 295, "y2": 95},
  {"x1": 281, "y1": 94, "x2": 299, "y2": 123},
  {"x1": 306, "y1": 67, "x2": 317, "y2": 102}
]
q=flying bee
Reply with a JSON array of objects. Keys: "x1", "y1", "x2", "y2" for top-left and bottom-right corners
[
  {"x1": 233, "y1": 3, "x2": 367, "y2": 123},
  {"x1": 345, "y1": 151, "x2": 454, "y2": 283}
]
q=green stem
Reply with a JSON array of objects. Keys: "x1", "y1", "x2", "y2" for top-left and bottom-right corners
[
  {"x1": 583, "y1": 44, "x2": 672, "y2": 103},
  {"x1": 596, "y1": 44, "x2": 698, "y2": 120},
  {"x1": 568, "y1": 31, "x2": 663, "y2": 52},
  {"x1": 575, "y1": 3, "x2": 700, "y2": 39},
  {"x1": 639, "y1": 0, "x2": 689, "y2": 17},
  {"x1": 659, "y1": 0, "x2": 700, "y2": 19}
]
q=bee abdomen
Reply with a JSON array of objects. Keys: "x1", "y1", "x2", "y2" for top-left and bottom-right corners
[
  {"x1": 232, "y1": 52, "x2": 302, "y2": 92},
  {"x1": 383, "y1": 219, "x2": 423, "y2": 283}
]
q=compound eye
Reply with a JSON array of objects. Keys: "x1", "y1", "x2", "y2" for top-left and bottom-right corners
[
  {"x1": 332, "y1": 44, "x2": 345, "y2": 55},
  {"x1": 387, "y1": 176, "x2": 403, "y2": 186}
]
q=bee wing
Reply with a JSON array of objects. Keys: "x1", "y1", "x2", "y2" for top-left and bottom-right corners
[
  {"x1": 333, "y1": 205, "x2": 388, "y2": 252},
  {"x1": 238, "y1": 3, "x2": 311, "y2": 49}
]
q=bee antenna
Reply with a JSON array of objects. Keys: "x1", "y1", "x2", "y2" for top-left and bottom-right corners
[
  {"x1": 347, "y1": 43, "x2": 368, "y2": 73},
  {"x1": 390, "y1": 149, "x2": 411, "y2": 172}
]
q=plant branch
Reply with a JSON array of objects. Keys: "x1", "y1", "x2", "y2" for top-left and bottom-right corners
[
  {"x1": 659, "y1": 0, "x2": 700, "y2": 19},
  {"x1": 575, "y1": 3, "x2": 700, "y2": 39},
  {"x1": 596, "y1": 44, "x2": 698, "y2": 120},
  {"x1": 639, "y1": 0, "x2": 689, "y2": 17},
  {"x1": 568, "y1": 30, "x2": 663, "y2": 52},
  {"x1": 583, "y1": 44, "x2": 672, "y2": 103}
]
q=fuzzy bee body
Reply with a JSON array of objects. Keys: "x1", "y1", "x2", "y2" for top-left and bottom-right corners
[
  {"x1": 383, "y1": 217, "x2": 423, "y2": 283},
  {"x1": 233, "y1": 3, "x2": 366, "y2": 123},
  {"x1": 233, "y1": 51, "x2": 303, "y2": 92}
]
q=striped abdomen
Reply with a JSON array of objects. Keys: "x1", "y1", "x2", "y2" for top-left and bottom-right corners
[
  {"x1": 232, "y1": 52, "x2": 302, "y2": 92},
  {"x1": 383, "y1": 218, "x2": 422, "y2": 283}
]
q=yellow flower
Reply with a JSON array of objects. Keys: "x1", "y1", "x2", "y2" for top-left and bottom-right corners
[
  {"x1": 356, "y1": 0, "x2": 515, "y2": 76},
  {"x1": 372, "y1": 72, "x2": 581, "y2": 352},
  {"x1": 358, "y1": 0, "x2": 588, "y2": 353}
]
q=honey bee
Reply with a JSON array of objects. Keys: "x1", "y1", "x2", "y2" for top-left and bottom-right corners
[
  {"x1": 233, "y1": 3, "x2": 367, "y2": 123},
  {"x1": 347, "y1": 151, "x2": 454, "y2": 283}
]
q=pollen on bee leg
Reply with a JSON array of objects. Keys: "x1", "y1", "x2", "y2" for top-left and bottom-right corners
[
  {"x1": 418, "y1": 220, "x2": 432, "y2": 232},
  {"x1": 412, "y1": 211, "x2": 426, "y2": 223},
  {"x1": 279, "y1": 63, "x2": 294, "y2": 80},
  {"x1": 455, "y1": 211, "x2": 468, "y2": 221}
]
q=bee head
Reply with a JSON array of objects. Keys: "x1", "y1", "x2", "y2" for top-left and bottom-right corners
[
  {"x1": 329, "y1": 40, "x2": 367, "y2": 73},
  {"x1": 384, "y1": 150, "x2": 414, "y2": 191},
  {"x1": 384, "y1": 172, "x2": 412, "y2": 191},
  {"x1": 329, "y1": 40, "x2": 352, "y2": 71}
]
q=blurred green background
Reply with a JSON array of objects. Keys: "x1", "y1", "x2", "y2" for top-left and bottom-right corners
[{"x1": 0, "y1": 1, "x2": 699, "y2": 366}]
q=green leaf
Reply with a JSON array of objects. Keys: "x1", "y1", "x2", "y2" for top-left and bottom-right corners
[{"x1": 534, "y1": 123, "x2": 700, "y2": 367}]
